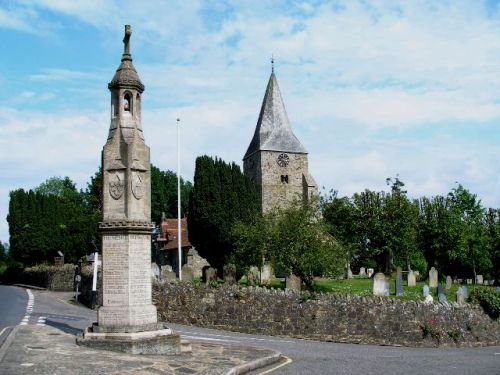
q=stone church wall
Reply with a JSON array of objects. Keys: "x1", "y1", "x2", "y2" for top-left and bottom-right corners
[{"x1": 155, "y1": 284, "x2": 499, "y2": 347}]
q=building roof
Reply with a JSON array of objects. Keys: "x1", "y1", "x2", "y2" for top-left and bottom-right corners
[
  {"x1": 158, "y1": 218, "x2": 191, "y2": 250},
  {"x1": 108, "y1": 25, "x2": 145, "y2": 93},
  {"x1": 244, "y1": 71, "x2": 307, "y2": 159}
]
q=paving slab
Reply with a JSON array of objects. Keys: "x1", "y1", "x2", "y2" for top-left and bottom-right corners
[{"x1": 0, "y1": 325, "x2": 281, "y2": 375}]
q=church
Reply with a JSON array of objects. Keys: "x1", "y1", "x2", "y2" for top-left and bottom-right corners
[{"x1": 243, "y1": 65, "x2": 317, "y2": 213}]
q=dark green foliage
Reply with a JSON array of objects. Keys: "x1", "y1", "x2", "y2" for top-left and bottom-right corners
[
  {"x1": 150, "y1": 165, "x2": 192, "y2": 225},
  {"x1": 7, "y1": 178, "x2": 98, "y2": 265},
  {"x1": 469, "y1": 288, "x2": 500, "y2": 320},
  {"x1": 188, "y1": 155, "x2": 259, "y2": 271},
  {"x1": 321, "y1": 178, "x2": 497, "y2": 279}
]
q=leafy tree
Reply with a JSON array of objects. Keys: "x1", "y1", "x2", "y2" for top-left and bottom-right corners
[
  {"x1": 232, "y1": 199, "x2": 345, "y2": 289},
  {"x1": 0, "y1": 242, "x2": 6, "y2": 262},
  {"x1": 486, "y1": 209, "x2": 500, "y2": 281},
  {"x1": 35, "y1": 176, "x2": 81, "y2": 202},
  {"x1": 188, "y1": 155, "x2": 259, "y2": 271}
]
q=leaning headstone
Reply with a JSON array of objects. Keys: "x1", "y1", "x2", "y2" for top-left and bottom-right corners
[
  {"x1": 395, "y1": 274, "x2": 403, "y2": 296},
  {"x1": 248, "y1": 266, "x2": 260, "y2": 286},
  {"x1": 223, "y1": 264, "x2": 236, "y2": 285},
  {"x1": 373, "y1": 273, "x2": 386, "y2": 296},
  {"x1": 407, "y1": 271, "x2": 416, "y2": 287},
  {"x1": 428, "y1": 267, "x2": 438, "y2": 288},
  {"x1": 181, "y1": 264, "x2": 194, "y2": 282},
  {"x1": 367, "y1": 268, "x2": 374, "y2": 278},
  {"x1": 359, "y1": 267, "x2": 366, "y2": 277},
  {"x1": 445, "y1": 276, "x2": 452, "y2": 289},
  {"x1": 285, "y1": 274, "x2": 301, "y2": 293},
  {"x1": 203, "y1": 267, "x2": 217, "y2": 285},
  {"x1": 438, "y1": 293, "x2": 447, "y2": 303},
  {"x1": 476, "y1": 275, "x2": 483, "y2": 285},
  {"x1": 437, "y1": 283, "x2": 444, "y2": 296},
  {"x1": 423, "y1": 285, "x2": 430, "y2": 297},
  {"x1": 414, "y1": 270, "x2": 420, "y2": 280}
]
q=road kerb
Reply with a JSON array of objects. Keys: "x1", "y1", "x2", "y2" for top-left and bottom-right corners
[
  {"x1": 0, "y1": 326, "x2": 19, "y2": 363},
  {"x1": 225, "y1": 351, "x2": 283, "y2": 375}
]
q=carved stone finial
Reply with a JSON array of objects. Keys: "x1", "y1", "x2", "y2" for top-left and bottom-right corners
[{"x1": 123, "y1": 25, "x2": 132, "y2": 56}]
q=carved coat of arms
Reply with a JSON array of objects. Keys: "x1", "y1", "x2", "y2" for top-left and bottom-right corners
[
  {"x1": 131, "y1": 172, "x2": 144, "y2": 200},
  {"x1": 109, "y1": 173, "x2": 125, "y2": 200}
]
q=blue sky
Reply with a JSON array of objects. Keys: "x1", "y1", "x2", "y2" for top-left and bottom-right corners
[{"x1": 1, "y1": 0, "x2": 500, "y2": 244}]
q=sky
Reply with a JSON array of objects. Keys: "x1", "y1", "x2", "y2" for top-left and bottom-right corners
[{"x1": 1, "y1": 0, "x2": 500, "y2": 244}]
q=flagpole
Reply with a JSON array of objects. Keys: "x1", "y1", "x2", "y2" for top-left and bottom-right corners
[{"x1": 177, "y1": 118, "x2": 182, "y2": 281}]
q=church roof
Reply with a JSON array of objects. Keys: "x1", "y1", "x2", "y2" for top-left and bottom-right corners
[
  {"x1": 108, "y1": 25, "x2": 145, "y2": 93},
  {"x1": 244, "y1": 71, "x2": 307, "y2": 159}
]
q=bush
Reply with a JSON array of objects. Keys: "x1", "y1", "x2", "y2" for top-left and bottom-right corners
[{"x1": 469, "y1": 288, "x2": 500, "y2": 320}]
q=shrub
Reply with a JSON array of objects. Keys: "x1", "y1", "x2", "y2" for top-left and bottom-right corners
[{"x1": 469, "y1": 288, "x2": 500, "y2": 320}]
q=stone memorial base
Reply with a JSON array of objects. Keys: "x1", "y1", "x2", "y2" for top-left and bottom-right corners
[{"x1": 77, "y1": 322, "x2": 185, "y2": 355}]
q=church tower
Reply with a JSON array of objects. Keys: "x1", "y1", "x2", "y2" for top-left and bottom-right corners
[{"x1": 243, "y1": 67, "x2": 317, "y2": 213}]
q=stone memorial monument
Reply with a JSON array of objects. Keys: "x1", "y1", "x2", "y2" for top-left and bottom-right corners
[
  {"x1": 367, "y1": 268, "x2": 374, "y2": 278},
  {"x1": 456, "y1": 287, "x2": 466, "y2": 304},
  {"x1": 78, "y1": 26, "x2": 182, "y2": 355},
  {"x1": 181, "y1": 264, "x2": 195, "y2": 282},
  {"x1": 260, "y1": 263, "x2": 274, "y2": 284},
  {"x1": 476, "y1": 275, "x2": 483, "y2": 285},
  {"x1": 285, "y1": 274, "x2": 301, "y2": 292},
  {"x1": 373, "y1": 273, "x2": 386, "y2": 296},
  {"x1": 407, "y1": 270, "x2": 416, "y2": 287},
  {"x1": 358, "y1": 267, "x2": 366, "y2": 277},
  {"x1": 429, "y1": 267, "x2": 438, "y2": 288},
  {"x1": 423, "y1": 285, "x2": 430, "y2": 297}
]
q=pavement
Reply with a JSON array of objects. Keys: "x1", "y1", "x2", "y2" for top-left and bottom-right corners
[{"x1": 0, "y1": 287, "x2": 283, "y2": 375}]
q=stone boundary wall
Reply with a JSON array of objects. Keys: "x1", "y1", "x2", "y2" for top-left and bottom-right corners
[
  {"x1": 154, "y1": 284, "x2": 499, "y2": 347},
  {"x1": 14, "y1": 264, "x2": 76, "y2": 291}
]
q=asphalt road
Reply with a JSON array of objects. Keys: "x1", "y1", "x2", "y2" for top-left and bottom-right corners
[
  {"x1": 0, "y1": 284, "x2": 27, "y2": 330},
  {"x1": 0, "y1": 285, "x2": 498, "y2": 375}
]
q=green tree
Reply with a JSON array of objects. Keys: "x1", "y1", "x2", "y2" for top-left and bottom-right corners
[
  {"x1": 232, "y1": 199, "x2": 345, "y2": 289},
  {"x1": 188, "y1": 155, "x2": 259, "y2": 271},
  {"x1": 485, "y1": 208, "x2": 500, "y2": 280}
]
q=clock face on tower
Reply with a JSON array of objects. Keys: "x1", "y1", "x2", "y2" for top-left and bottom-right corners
[{"x1": 277, "y1": 153, "x2": 289, "y2": 167}]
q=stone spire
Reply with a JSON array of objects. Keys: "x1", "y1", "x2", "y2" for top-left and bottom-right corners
[
  {"x1": 108, "y1": 25, "x2": 144, "y2": 92},
  {"x1": 244, "y1": 71, "x2": 307, "y2": 160}
]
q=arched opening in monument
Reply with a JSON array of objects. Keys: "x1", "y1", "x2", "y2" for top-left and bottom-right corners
[
  {"x1": 124, "y1": 92, "x2": 132, "y2": 114},
  {"x1": 281, "y1": 175, "x2": 289, "y2": 183},
  {"x1": 112, "y1": 93, "x2": 119, "y2": 118},
  {"x1": 136, "y1": 93, "x2": 141, "y2": 118}
]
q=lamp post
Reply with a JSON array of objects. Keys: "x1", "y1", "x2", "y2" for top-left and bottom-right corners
[{"x1": 177, "y1": 118, "x2": 182, "y2": 281}]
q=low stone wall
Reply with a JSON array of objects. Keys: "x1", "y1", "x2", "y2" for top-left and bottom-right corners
[
  {"x1": 15, "y1": 264, "x2": 76, "y2": 291},
  {"x1": 154, "y1": 284, "x2": 499, "y2": 347}
]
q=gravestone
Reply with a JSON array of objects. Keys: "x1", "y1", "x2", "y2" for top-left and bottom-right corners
[
  {"x1": 428, "y1": 267, "x2": 438, "y2": 288},
  {"x1": 186, "y1": 248, "x2": 209, "y2": 279},
  {"x1": 462, "y1": 285, "x2": 468, "y2": 299},
  {"x1": 396, "y1": 267, "x2": 402, "y2": 278},
  {"x1": 260, "y1": 263, "x2": 273, "y2": 284},
  {"x1": 77, "y1": 25, "x2": 182, "y2": 355},
  {"x1": 359, "y1": 267, "x2": 366, "y2": 277},
  {"x1": 162, "y1": 269, "x2": 177, "y2": 283},
  {"x1": 438, "y1": 293, "x2": 447, "y2": 303},
  {"x1": 347, "y1": 267, "x2": 353, "y2": 279},
  {"x1": 424, "y1": 294, "x2": 434, "y2": 304},
  {"x1": 384, "y1": 281, "x2": 390, "y2": 296},
  {"x1": 484, "y1": 280, "x2": 488, "y2": 286},
  {"x1": 248, "y1": 266, "x2": 260, "y2": 286},
  {"x1": 181, "y1": 264, "x2": 194, "y2": 282},
  {"x1": 437, "y1": 283, "x2": 444, "y2": 296},
  {"x1": 414, "y1": 270, "x2": 420, "y2": 280},
  {"x1": 223, "y1": 264, "x2": 236, "y2": 285},
  {"x1": 373, "y1": 273, "x2": 386, "y2": 296},
  {"x1": 395, "y1": 274, "x2": 403, "y2": 296},
  {"x1": 203, "y1": 267, "x2": 217, "y2": 285},
  {"x1": 151, "y1": 262, "x2": 160, "y2": 279},
  {"x1": 423, "y1": 285, "x2": 430, "y2": 297},
  {"x1": 476, "y1": 275, "x2": 483, "y2": 285},
  {"x1": 467, "y1": 279, "x2": 472, "y2": 285},
  {"x1": 285, "y1": 274, "x2": 301, "y2": 292},
  {"x1": 445, "y1": 276, "x2": 452, "y2": 290},
  {"x1": 456, "y1": 287, "x2": 466, "y2": 304},
  {"x1": 407, "y1": 271, "x2": 416, "y2": 287},
  {"x1": 367, "y1": 268, "x2": 374, "y2": 278}
]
